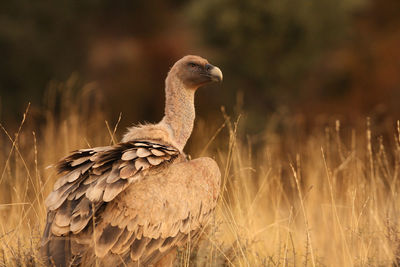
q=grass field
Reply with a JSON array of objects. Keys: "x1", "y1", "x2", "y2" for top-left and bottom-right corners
[{"x1": 1, "y1": 84, "x2": 400, "y2": 266}]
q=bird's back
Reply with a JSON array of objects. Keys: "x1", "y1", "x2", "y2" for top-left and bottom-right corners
[{"x1": 40, "y1": 140, "x2": 220, "y2": 266}]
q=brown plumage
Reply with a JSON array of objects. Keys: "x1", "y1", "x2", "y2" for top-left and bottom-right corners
[{"x1": 41, "y1": 55, "x2": 223, "y2": 266}]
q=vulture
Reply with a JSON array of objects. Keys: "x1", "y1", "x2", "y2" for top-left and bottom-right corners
[{"x1": 41, "y1": 55, "x2": 223, "y2": 266}]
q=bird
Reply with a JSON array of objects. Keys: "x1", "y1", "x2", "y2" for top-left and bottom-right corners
[{"x1": 40, "y1": 55, "x2": 223, "y2": 267}]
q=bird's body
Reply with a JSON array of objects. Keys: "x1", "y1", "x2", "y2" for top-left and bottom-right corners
[{"x1": 41, "y1": 55, "x2": 223, "y2": 266}]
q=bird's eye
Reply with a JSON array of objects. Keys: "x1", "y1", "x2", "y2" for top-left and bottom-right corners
[{"x1": 188, "y1": 62, "x2": 197, "y2": 68}]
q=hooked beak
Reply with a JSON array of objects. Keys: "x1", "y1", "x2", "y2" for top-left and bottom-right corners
[{"x1": 205, "y1": 64, "x2": 223, "y2": 82}]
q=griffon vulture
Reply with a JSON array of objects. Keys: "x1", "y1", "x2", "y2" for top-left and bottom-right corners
[{"x1": 41, "y1": 55, "x2": 223, "y2": 266}]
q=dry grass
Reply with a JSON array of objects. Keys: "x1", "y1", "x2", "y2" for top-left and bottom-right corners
[{"x1": 1, "y1": 81, "x2": 400, "y2": 266}]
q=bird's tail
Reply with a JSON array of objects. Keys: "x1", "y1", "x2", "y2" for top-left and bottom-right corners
[{"x1": 40, "y1": 213, "x2": 84, "y2": 267}]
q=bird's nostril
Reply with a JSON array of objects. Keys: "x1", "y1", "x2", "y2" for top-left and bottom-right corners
[{"x1": 205, "y1": 64, "x2": 213, "y2": 71}]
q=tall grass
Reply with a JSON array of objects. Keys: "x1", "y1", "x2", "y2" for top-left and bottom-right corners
[{"x1": 0, "y1": 81, "x2": 399, "y2": 266}]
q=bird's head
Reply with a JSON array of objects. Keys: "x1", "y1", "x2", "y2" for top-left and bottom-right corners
[{"x1": 168, "y1": 55, "x2": 223, "y2": 89}]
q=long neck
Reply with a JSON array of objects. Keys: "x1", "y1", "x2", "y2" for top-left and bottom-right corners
[{"x1": 161, "y1": 75, "x2": 196, "y2": 151}]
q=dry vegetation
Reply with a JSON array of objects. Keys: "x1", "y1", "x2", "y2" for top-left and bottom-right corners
[{"x1": 1, "y1": 82, "x2": 400, "y2": 266}]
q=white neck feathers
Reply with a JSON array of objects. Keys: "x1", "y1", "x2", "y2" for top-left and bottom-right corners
[{"x1": 161, "y1": 74, "x2": 196, "y2": 151}]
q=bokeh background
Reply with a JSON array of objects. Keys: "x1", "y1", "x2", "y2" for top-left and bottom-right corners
[
  {"x1": 1, "y1": 1, "x2": 400, "y2": 266},
  {"x1": 1, "y1": 0, "x2": 400, "y2": 133}
]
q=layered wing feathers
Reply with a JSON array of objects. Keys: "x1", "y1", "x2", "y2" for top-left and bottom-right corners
[
  {"x1": 93, "y1": 157, "x2": 221, "y2": 263},
  {"x1": 44, "y1": 141, "x2": 179, "y2": 237},
  {"x1": 42, "y1": 142, "x2": 220, "y2": 266}
]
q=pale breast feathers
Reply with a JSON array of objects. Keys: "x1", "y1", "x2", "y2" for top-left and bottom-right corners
[{"x1": 44, "y1": 141, "x2": 179, "y2": 236}]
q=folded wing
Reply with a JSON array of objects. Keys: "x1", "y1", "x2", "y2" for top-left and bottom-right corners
[
  {"x1": 92, "y1": 157, "x2": 221, "y2": 265},
  {"x1": 41, "y1": 140, "x2": 180, "y2": 264}
]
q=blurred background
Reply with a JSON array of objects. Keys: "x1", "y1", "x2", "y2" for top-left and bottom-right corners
[
  {"x1": 0, "y1": 0, "x2": 399, "y2": 134},
  {"x1": 2, "y1": 2, "x2": 400, "y2": 265}
]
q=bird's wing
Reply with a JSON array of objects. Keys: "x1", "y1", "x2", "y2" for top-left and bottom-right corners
[
  {"x1": 43, "y1": 140, "x2": 180, "y2": 238},
  {"x1": 92, "y1": 157, "x2": 221, "y2": 265}
]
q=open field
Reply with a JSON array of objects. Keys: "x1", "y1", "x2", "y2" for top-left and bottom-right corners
[{"x1": 1, "y1": 86, "x2": 400, "y2": 266}]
